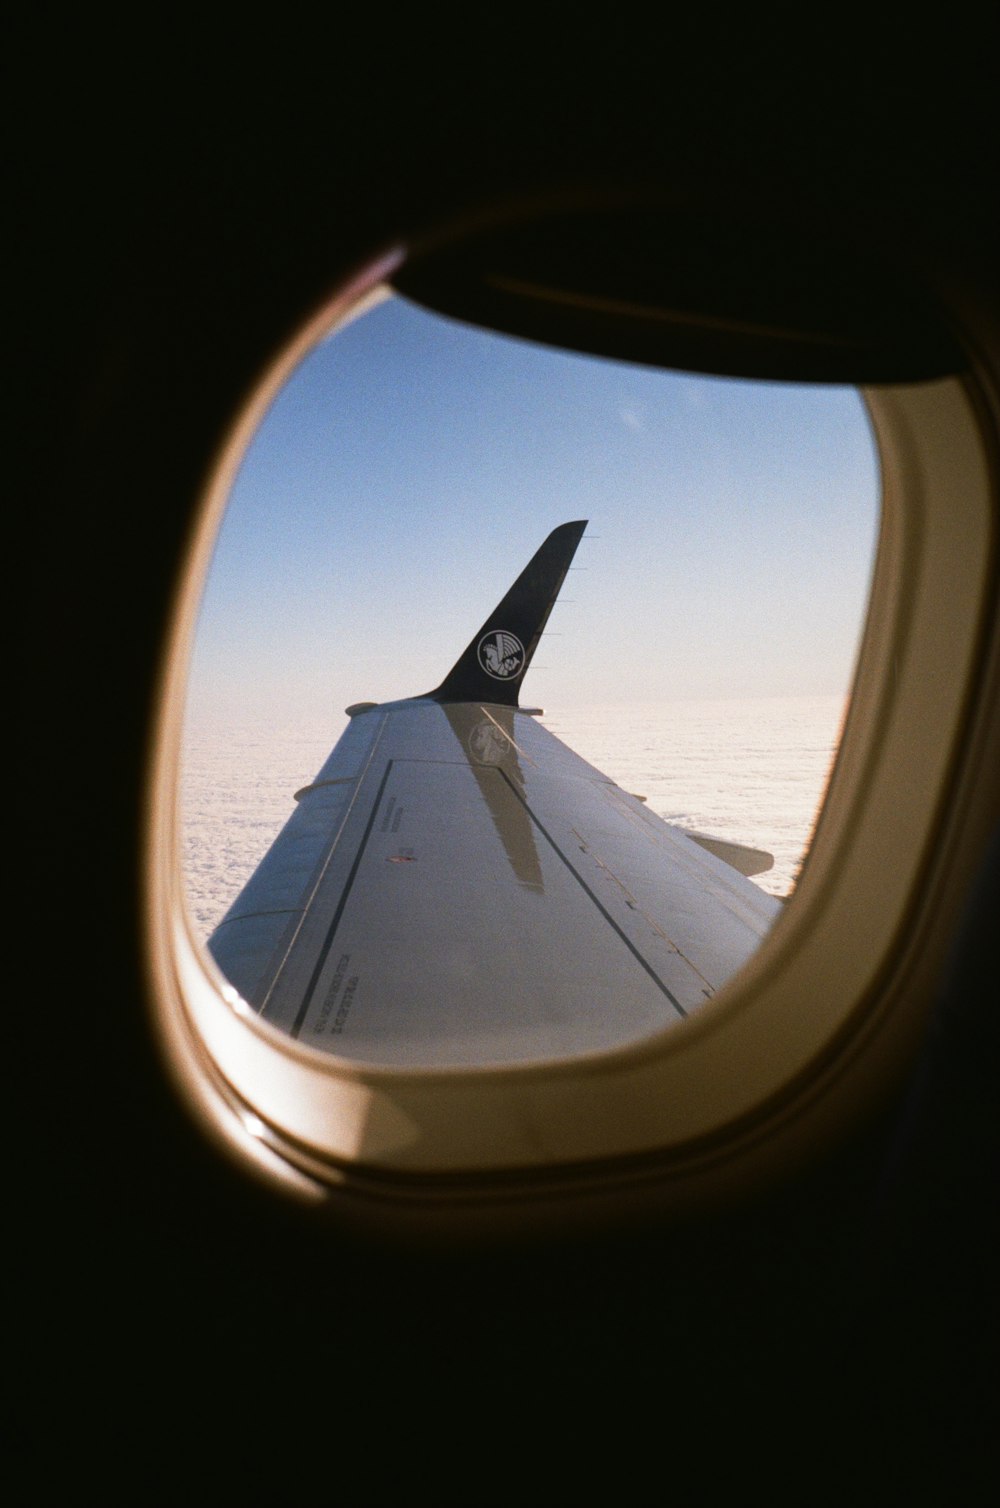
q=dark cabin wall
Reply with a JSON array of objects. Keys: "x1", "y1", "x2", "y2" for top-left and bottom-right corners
[{"x1": 21, "y1": 38, "x2": 997, "y2": 1505}]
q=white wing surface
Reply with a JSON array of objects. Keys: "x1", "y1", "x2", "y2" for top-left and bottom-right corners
[{"x1": 208, "y1": 523, "x2": 781, "y2": 1066}]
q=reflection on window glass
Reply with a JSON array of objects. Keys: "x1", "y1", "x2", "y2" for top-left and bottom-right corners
[{"x1": 182, "y1": 292, "x2": 880, "y2": 1065}]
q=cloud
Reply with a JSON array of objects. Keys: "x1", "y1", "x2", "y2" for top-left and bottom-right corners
[{"x1": 620, "y1": 404, "x2": 646, "y2": 431}]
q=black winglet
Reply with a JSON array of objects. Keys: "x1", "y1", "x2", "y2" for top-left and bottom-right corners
[{"x1": 426, "y1": 520, "x2": 587, "y2": 706}]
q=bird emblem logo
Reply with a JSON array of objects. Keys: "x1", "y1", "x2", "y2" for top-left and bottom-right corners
[{"x1": 477, "y1": 630, "x2": 525, "y2": 680}]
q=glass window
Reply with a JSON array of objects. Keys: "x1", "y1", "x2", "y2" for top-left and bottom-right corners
[{"x1": 181, "y1": 292, "x2": 879, "y2": 1066}]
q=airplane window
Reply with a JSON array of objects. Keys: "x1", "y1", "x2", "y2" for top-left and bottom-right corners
[{"x1": 181, "y1": 290, "x2": 879, "y2": 1068}]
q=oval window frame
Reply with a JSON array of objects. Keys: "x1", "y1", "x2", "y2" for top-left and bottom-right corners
[{"x1": 144, "y1": 245, "x2": 997, "y2": 1223}]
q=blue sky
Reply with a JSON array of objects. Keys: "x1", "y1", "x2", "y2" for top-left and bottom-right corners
[{"x1": 186, "y1": 291, "x2": 880, "y2": 727}]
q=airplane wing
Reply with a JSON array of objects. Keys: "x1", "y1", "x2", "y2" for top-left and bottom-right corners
[{"x1": 208, "y1": 523, "x2": 781, "y2": 1067}]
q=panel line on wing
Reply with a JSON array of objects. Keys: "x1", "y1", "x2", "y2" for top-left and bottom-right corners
[
  {"x1": 289, "y1": 759, "x2": 395, "y2": 1039},
  {"x1": 570, "y1": 829, "x2": 717, "y2": 994},
  {"x1": 477, "y1": 706, "x2": 538, "y2": 765},
  {"x1": 597, "y1": 783, "x2": 777, "y2": 938},
  {"x1": 253, "y1": 712, "x2": 391, "y2": 1019},
  {"x1": 496, "y1": 768, "x2": 688, "y2": 1017}
]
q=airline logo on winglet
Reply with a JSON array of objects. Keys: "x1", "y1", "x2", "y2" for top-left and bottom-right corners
[{"x1": 477, "y1": 630, "x2": 525, "y2": 681}]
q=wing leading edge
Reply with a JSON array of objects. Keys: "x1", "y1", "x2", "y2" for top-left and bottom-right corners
[{"x1": 207, "y1": 522, "x2": 781, "y2": 1067}]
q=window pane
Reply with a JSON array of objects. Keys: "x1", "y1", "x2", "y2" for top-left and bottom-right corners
[{"x1": 182, "y1": 293, "x2": 879, "y2": 1063}]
